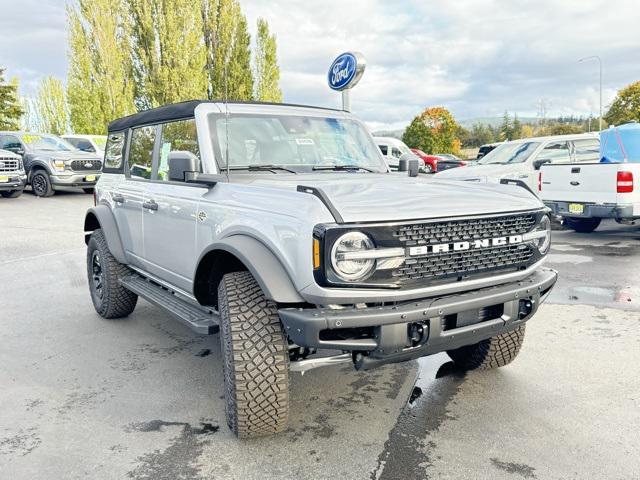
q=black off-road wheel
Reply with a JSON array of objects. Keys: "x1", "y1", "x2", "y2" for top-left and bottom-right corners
[
  {"x1": 564, "y1": 217, "x2": 601, "y2": 233},
  {"x1": 83, "y1": 188, "x2": 94, "y2": 194},
  {"x1": 447, "y1": 325, "x2": 526, "y2": 370},
  {"x1": 87, "y1": 229, "x2": 138, "y2": 318},
  {"x1": 1, "y1": 190, "x2": 22, "y2": 198},
  {"x1": 31, "y1": 171, "x2": 54, "y2": 197},
  {"x1": 218, "y1": 271, "x2": 289, "y2": 438}
]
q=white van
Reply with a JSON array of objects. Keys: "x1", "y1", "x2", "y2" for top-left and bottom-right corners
[
  {"x1": 435, "y1": 133, "x2": 600, "y2": 194},
  {"x1": 373, "y1": 136, "x2": 413, "y2": 170}
]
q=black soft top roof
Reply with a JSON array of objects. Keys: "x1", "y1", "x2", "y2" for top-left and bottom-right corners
[{"x1": 108, "y1": 100, "x2": 343, "y2": 132}]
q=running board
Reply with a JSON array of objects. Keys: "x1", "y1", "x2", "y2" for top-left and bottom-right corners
[{"x1": 119, "y1": 274, "x2": 219, "y2": 335}]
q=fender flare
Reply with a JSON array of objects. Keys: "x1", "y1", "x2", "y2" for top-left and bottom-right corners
[
  {"x1": 84, "y1": 205, "x2": 128, "y2": 264},
  {"x1": 199, "y1": 235, "x2": 304, "y2": 304}
]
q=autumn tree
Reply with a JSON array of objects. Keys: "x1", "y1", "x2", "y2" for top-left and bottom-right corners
[
  {"x1": 605, "y1": 80, "x2": 640, "y2": 125},
  {"x1": 34, "y1": 77, "x2": 68, "y2": 135},
  {"x1": 253, "y1": 18, "x2": 282, "y2": 102},
  {"x1": 402, "y1": 107, "x2": 460, "y2": 154},
  {"x1": 0, "y1": 68, "x2": 23, "y2": 130},
  {"x1": 67, "y1": 0, "x2": 136, "y2": 133}
]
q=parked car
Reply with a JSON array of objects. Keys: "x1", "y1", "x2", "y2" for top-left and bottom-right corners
[
  {"x1": 540, "y1": 123, "x2": 640, "y2": 232},
  {"x1": 0, "y1": 148, "x2": 27, "y2": 198},
  {"x1": 0, "y1": 132, "x2": 102, "y2": 197},
  {"x1": 435, "y1": 133, "x2": 600, "y2": 194},
  {"x1": 84, "y1": 100, "x2": 556, "y2": 438},
  {"x1": 410, "y1": 148, "x2": 439, "y2": 172},
  {"x1": 477, "y1": 142, "x2": 501, "y2": 159},
  {"x1": 410, "y1": 149, "x2": 468, "y2": 173},
  {"x1": 63, "y1": 134, "x2": 108, "y2": 157}
]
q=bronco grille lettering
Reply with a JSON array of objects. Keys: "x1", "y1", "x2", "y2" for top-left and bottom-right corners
[{"x1": 408, "y1": 235, "x2": 523, "y2": 256}]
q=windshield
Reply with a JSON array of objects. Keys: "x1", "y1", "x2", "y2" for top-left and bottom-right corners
[
  {"x1": 21, "y1": 134, "x2": 75, "y2": 152},
  {"x1": 478, "y1": 141, "x2": 540, "y2": 165},
  {"x1": 210, "y1": 114, "x2": 387, "y2": 173}
]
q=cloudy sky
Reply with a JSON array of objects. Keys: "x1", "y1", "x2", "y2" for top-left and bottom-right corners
[{"x1": 1, "y1": 0, "x2": 638, "y2": 130}]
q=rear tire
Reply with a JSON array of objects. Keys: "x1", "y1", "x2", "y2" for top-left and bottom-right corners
[
  {"x1": 87, "y1": 229, "x2": 138, "y2": 318},
  {"x1": 31, "y1": 171, "x2": 54, "y2": 197},
  {"x1": 1, "y1": 190, "x2": 22, "y2": 198},
  {"x1": 218, "y1": 271, "x2": 289, "y2": 438},
  {"x1": 564, "y1": 217, "x2": 601, "y2": 233},
  {"x1": 447, "y1": 325, "x2": 526, "y2": 370}
]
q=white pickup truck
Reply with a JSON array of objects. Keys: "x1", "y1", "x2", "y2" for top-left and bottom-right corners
[{"x1": 540, "y1": 123, "x2": 640, "y2": 232}]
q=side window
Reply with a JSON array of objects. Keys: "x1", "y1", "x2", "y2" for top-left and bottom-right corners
[
  {"x1": 76, "y1": 139, "x2": 96, "y2": 153},
  {"x1": 128, "y1": 126, "x2": 157, "y2": 179},
  {"x1": 0, "y1": 135, "x2": 22, "y2": 151},
  {"x1": 65, "y1": 138, "x2": 80, "y2": 148},
  {"x1": 104, "y1": 131, "x2": 126, "y2": 172},
  {"x1": 391, "y1": 147, "x2": 403, "y2": 158},
  {"x1": 378, "y1": 145, "x2": 388, "y2": 155},
  {"x1": 156, "y1": 119, "x2": 200, "y2": 182},
  {"x1": 573, "y1": 139, "x2": 600, "y2": 163},
  {"x1": 537, "y1": 141, "x2": 570, "y2": 164}
]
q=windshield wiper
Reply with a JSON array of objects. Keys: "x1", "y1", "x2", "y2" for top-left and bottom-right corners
[
  {"x1": 312, "y1": 164, "x2": 377, "y2": 172},
  {"x1": 229, "y1": 164, "x2": 297, "y2": 174}
]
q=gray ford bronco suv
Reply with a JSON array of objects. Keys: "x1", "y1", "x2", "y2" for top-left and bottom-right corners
[{"x1": 84, "y1": 100, "x2": 557, "y2": 438}]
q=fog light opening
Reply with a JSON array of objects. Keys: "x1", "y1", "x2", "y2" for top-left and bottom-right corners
[{"x1": 518, "y1": 299, "x2": 534, "y2": 319}]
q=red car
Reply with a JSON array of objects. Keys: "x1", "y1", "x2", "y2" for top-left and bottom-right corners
[{"x1": 410, "y1": 149, "x2": 468, "y2": 173}]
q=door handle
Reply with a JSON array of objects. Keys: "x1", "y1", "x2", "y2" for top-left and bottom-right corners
[
  {"x1": 570, "y1": 181, "x2": 580, "y2": 186},
  {"x1": 112, "y1": 193, "x2": 125, "y2": 203},
  {"x1": 143, "y1": 199, "x2": 158, "y2": 211}
]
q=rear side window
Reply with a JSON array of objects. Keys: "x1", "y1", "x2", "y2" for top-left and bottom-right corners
[
  {"x1": 537, "y1": 141, "x2": 570, "y2": 163},
  {"x1": 156, "y1": 119, "x2": 200, "y2": 181},
  {"x1": 128, "y1": 126, "x2": 157, "y2": 179},
  {"x1": 103, "y1": 132, "x2": 126, "y2": 173},
  {"x1": 573, "y1": 139, "x2": 600, "y2": 162}
]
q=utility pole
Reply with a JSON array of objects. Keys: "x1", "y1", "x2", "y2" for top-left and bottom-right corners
[{"x1": 579, "y1": 56, "x2": 602, "y2": 131}]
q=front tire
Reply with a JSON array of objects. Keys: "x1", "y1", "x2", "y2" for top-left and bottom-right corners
[
  {"x1": 1, "y1": 190, "x2": 22, "y2": 198},
  {"x1": 447, "y1": 325, "x2": 526, "y2": 370},
  {"x1": 31, "y1": 171, "x2": 54, "y2": 197},
  {"x1": 218, "y1": 271, "x2": 289, "y2": 438},
  {"x1": 564, "y1": 217, "x2": 601, "y2": 233},
  {"x1": 87, "y1": 229, "x2": 138, "y2": 318}
]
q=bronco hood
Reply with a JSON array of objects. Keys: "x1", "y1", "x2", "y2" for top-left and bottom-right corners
[{"x1": 247, "y1": 173, "x2": 543, "y2": 223}]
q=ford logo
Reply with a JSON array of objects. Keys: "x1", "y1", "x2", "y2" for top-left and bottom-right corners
[
  {"x1": 84, "y1": 162, "x2": 93, "y2": 168},
  {"x1": 328, "y1": 52, "x2": 366, "y2": 91}
]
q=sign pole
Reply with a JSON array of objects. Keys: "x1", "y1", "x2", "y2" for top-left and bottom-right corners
[{"x1": 342, "y1": 90, "x2": 351, "y2": 112}]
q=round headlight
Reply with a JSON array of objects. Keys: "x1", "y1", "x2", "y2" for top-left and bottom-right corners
[
  {"x1": 330, "y1": 232, "x2": 375, "y2": 282},
  {"x1": 536, "y1": 215, "x2": 551, "y2": 254}
]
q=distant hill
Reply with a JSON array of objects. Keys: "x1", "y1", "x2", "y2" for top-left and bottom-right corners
[
  {"x1": 458, "y1": 117, "x2": 540, "y2": 128},
  {"x1": 371, "y1": 129, "x2": 404, "y2": 139}
]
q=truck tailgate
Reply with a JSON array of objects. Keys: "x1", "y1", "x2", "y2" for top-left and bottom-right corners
[{"x1": 540, "y1": 163, "x2": 619, "y2": 204}]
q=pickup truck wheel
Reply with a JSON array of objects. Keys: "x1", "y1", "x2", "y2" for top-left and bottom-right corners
[
  {"x1": 31, "y1": 171, "x2": 54, "y2": 197},
  {"x1": 1, "y1": 190, "x2": 22, "y2": 198},
  {"x1": 447, "y1": 325, "x2": 526, "y2": 370},
  {"x1": 86, "y1": 228, "x2": 138, "y2": 319},
  {"x1": 564, "y1": 217, "x2": 601, "y2": 233},
  {"x1": 218, "y1": 271, "x2": 289, "y2": 438}
]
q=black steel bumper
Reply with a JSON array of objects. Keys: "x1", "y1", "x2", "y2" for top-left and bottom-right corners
[
  {"x1": 545, "y1": 201, "x2": 634, "y2": 219},
  {"x1": 279, "y1": 267, "x2": 557, "y2": 369},
  {"x1": 0, "y1": 175, "x2": 26, "y2": 191}
]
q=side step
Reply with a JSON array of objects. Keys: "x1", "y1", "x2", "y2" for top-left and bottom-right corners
[{"x1": 119, "y1": 274, "x2": 219, "y2": 335}]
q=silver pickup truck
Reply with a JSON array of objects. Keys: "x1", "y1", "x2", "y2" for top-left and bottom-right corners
[{"x1": 83, "y1": 101, "x2": 557, "y2": 438}]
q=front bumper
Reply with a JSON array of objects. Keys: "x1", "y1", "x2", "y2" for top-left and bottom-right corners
[
  {"x1": 50, "y1": 172, "x2": 101, "y2": 188},
  {"x1": 0, "y1": 174, "x2": 26, "y2": 191},
  {"x1": 545, "y1": 200, "x2": 634, "y2": 219},
  {"x1": 280, "y1": 267, "x2": 557, "y2": 368}
]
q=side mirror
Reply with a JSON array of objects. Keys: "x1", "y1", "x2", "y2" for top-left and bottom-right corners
[
  {"x1": 168, "y1": 151, "x2": 200, "y2": 181},
  {"x1": 533, "y1": 159, "x2": 551, "y2": 170}
]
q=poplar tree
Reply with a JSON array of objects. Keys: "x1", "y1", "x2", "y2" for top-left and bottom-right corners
[
  {"x1": 126, "y1": 0, "x2": 208, "y2": 108},
  {"x1": 35, "y1": 77, "x2": 68, "y2": 135},
  {"x1": 0, "y1": 68, "x2": 23, "y2": 130},
  {"x1": 67, "y1": 0, "x2": 135, "y2": 134},
  {"x1": 254, "y1": 18, "x2": 282, "y2": 102}
]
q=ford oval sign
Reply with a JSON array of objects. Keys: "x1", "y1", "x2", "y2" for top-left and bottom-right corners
[{"x1": 328, "y1": 52, "x2": 366, "y2": 91}]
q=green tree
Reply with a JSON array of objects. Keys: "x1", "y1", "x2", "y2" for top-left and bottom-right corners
[
  {"x1": 402, "y1": 107, "x2": 460, "y2": 154},
  {"x1": 605, "y1": 80, "x2": 640, "y2": 125},
  {"x1": 0, "y1": 68, "x2": 23, "y2": 130},
  {"x1": 127, "y1": 0, "x2": 208, "y2": 108},
  {"x1": 253, "y1": 18, "x2": 282, "y2": 102},
  {"x1": 34, "y1": 77, "x2": 68, "y2": 134},
  {"x1": 201, "y1": 0, "x2": 253, "y2": 100},
  {"x1": 67, "y1": 0, "x2": 136, "y2": 133},
  {"x1": 465, "y1": 122, "x2": 496, "y2": 147}
]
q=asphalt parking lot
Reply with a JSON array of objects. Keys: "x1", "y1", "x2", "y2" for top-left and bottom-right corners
[{"x1": 1, "y1": 191, "x2": 639, "y2": 480}]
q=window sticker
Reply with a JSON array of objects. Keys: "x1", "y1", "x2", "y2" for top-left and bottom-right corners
[{"x1": 295, "y1": 138, "x2": 315, "y2": 145}]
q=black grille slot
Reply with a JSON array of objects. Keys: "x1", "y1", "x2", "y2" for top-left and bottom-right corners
[
  {"x1": 70, "y1": 159, "x2": 102, "y2": 171},
  {"x1": 392, "y1": 213, "x2": 538, "y2": 283},
  {"x1": 0, "y1": 158, "x2": 19, "y2": 172}
]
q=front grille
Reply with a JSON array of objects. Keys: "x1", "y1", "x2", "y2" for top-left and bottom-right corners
[
  {"x1": 392, "y1": 213, "x2": 538, "y2": 283},
  {"x1": 0, "y1": 158, "x2": 19, "y2": 172},
  {"x1": 70, "y1": 159, "x2": 102, "y2": 171}
]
